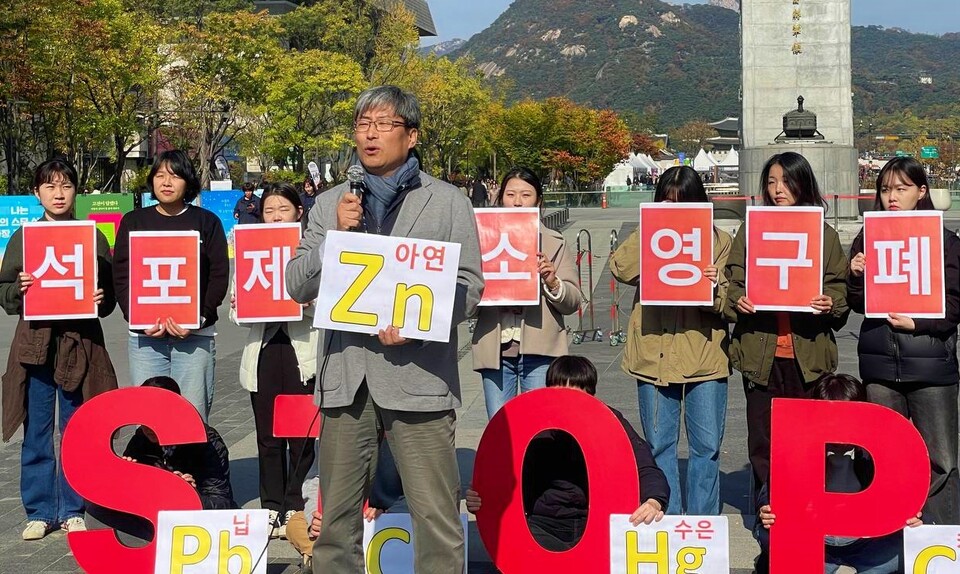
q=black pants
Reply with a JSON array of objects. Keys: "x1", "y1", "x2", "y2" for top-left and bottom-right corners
[
  {"x1": 744, "y1": 358, "x2": 811, "y2": 499},
  {"x1": 251, "y1": 331, "x2": 316, "y2": 514}
]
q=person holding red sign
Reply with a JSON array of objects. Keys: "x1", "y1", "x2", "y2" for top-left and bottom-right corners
[
  {"x1": 610, "y1": 166, "x2": 731, "y2": 516},
  {"x1": 472, "y1": 167, "x2": 582, "y2": 418},
  {"x1": 465, "y1": 356, "x2": 669, "y2": 550},
  {"x1": 233, "y1": 183, "x2": 318, "y2": 539},
  {"x1": 847, "y1": 156, "x2": 960, "y2": 525},
  {"x1": 113, "y1": 150, "x2": 229, "y2": 422},
  {"x1": 0, "y1": 159, "x2": 118, "y2": 540},
  {"x1": 724, "y1": 152, "x2": 850, "y2": 496}
]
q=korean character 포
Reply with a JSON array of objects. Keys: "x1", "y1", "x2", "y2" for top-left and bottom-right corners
[
  {"x1": 423, "y1": 246, "x2": 446, "y2": 272},
  {"x1": 673, "y1": 519, "x2": 694, "y2": 541},
  {"x1": 695, "y1": 519, "x2": 714, "y2": 540},
  {"x1": 233, "y1": 513, "x2": 250, "y2": 536},
  {"x1": 395, "y1": 242, "x2": 421, "y2": 270}
]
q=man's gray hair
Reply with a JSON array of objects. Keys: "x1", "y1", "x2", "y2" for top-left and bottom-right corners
[{"x1": 354, "y1": 86, "x2": 421, "y2": 130}]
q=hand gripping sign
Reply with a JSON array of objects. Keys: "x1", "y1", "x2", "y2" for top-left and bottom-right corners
[
  {"x1": 638, "y1": 202, "x2": 714, "y2": 306},
  {"x1": 22, "y1": 220, "x2": 98, "y2": 320},
  {"x1": 769, "y1": 398, "x2": 929, "y2": 573},
  {"x1": 154, "y1": 509, "x2": 270, "y2": 574},
  {"x1": 314, "y1": 230, "x2": 462, "y2": 343},
  {"x1": 609, "y1": 515, "x2": 730, "y2": 573},
  {"x1": 905, "y1": 525, "x2": 960, "y2": 573},
  {"x1": 472, "y1": 388, "x2": 640, "y2": 572},
  {"x1": 746, "y1": 206, "x2": 824, "y2": 312},
  {"x1": 362, "y1": 513, "x2": 469, "y2": 574},
  {"x1": 475, "y1": 207, "x2": 540, "y2": 306},
  {"x1": 863, "y1": 211, "x2": 945, "y2": 318},
  {"x1": 234, "y1": 223, "x2": 303, "y2": 323},
  {"x1": 129, "y1": 231, "x2": 201, "y2": 329},
  {"x1": 61, "y1": 387, "x2": 206, "y2": 574}
]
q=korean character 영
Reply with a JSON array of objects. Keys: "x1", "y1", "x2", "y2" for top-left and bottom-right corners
[
  {"x1": 395, "y1": 242, "x2": 421, "y2": 270},
  {"x1": 233, "y1": 513, "x2": 250, "y2": 537},
  {"x1": 695, "y1": 519, "x2": 714, "y2": 540},
  {"x1": 673, "y1": 519, "x2": 694, "y2": 541},
  {"x1": 423, "y1": 246, "x2": 446, "y2": 272}
]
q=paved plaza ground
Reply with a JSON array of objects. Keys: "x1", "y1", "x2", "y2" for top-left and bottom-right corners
[{"x1": 0, "y1": 207, "x2": 957, "y2": 573}]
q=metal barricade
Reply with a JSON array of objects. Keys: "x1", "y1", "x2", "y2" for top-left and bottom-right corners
[
  {"x1": 607, "y1": 229, "x2": 626, "y2": 347},
  {"x1": 571, "y1": 229, "x2": 603, "y2": 344}
]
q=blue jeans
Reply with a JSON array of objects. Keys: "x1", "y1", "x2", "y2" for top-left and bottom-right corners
[
  {"x1": 21, "y1": 365, "x2": 84, "y2": 523},
  {"x1": 480, "y1": 354, "x2": 553, "y2": 419},
  {"x1": 129, "y1": 333, "x2": 216, "y2": 422},
  {"x1": 637, "y1": 379, "x2": 727, "y2": 515}
]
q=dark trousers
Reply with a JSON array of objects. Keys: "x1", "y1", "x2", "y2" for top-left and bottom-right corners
[
  {"x1": 251, "y1": 332, "x2": 316, "y2": 514},
  {"x1": 744, "y1": 358, "x2": 812, "y2": 498},
  {"x1": 866, "y1": 380, "x2": 960, "y2": 525}
]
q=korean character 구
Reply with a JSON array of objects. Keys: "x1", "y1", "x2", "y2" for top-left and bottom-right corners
[
  {"x1": 395, "y1": 242, "x2": 421, "y2": 270},
  {"x1": 423, "y1": 245, "x2": 446, "y2": 272},
  {"x1": 233, "y1": 513, "x2": 250, "y2": 537},
  {"x1": 674, "y1": 519, "x2": 694, "y2": 541},
  {"x1": 695, "y1": 519, "x2": 714, "y2": 540}
]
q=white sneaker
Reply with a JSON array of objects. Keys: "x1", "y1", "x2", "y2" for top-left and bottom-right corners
[
  {"x1": 268, "y1": 510, "x2": 281, "y2": 539},
  {"x1": 279, "y1": 510, "x2": 297, "y2": 540},
  {"x1": 22, "y1": 520, "x2": 53, "y2": 541},
  {"x1": 62, "y1": 517, "x2": 86, "y2": 533}
]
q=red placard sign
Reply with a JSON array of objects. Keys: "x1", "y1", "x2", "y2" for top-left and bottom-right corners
[
  {"x1": 128, "y1": 231, "x2": 200, "y2": 329},
  {"x1": 770, "y1": 398, "x2": 929, "y2": 573},
  {"x1": 863, "y1": 211, "x2": 945, "y2": 319},
  {"x1": 638, "y1": 202, "x2": 714, "y2": 306},
  {"x1": 234, "y1": 223, "x2": 303, "y2": 323},
  {"x1": 746, "y1": 206, "x2": 824, "y2": 312},
  {"x1": 472, "y1": 388, "x2": 639, "y2": 572},
  {"x1": 475, "y1": 208, "x2": 540, "y2": 306},
  {"x1": 22, "y1": 220, "x2": 98, "y2": 320}
]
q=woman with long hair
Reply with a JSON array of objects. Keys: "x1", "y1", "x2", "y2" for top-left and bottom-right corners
[
  {"x1": 610, "y1": 165, "x2": 731, "y2": 515},
  {"x1": 471, "y1": 167, "x2": 582, "y2": 418}
]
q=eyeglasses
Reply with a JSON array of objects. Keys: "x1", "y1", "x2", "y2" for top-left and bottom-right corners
[{"x1": 354, "y1": 119, "x2": 408, "y2": 133}]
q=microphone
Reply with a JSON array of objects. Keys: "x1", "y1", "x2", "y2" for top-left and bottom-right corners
[{"x1": 346, "y1": 165, "x2": 365, "y2": 199}]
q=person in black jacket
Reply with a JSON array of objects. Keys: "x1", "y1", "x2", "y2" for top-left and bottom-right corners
[
  {"x1": 84, "y1": 376, "x2": 237, "y2": 545},
  {"x1": 847, "y1": 156, "x2": 960, "y2": 526},
  {"x1": 466, "y1": 356, "x2": 669, "y2": 551},
  {"x1": 113, "y1": 150, "x2": 229, "y2": 422}
]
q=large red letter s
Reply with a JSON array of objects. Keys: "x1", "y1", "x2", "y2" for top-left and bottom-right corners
[
  {"x1": 770, "y1": 398, "x2": 930, "y2": 573},
  {"x1": 61, "y1": 387, "x2": 207, "y2": 574},
  {"x1": 472, "y1": 388, "x2": 640, "y2": 573}
]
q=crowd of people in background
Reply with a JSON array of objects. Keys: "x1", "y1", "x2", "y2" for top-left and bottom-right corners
[{"x1": 0, "y1": 85, "x2": 956, "y2": 574}]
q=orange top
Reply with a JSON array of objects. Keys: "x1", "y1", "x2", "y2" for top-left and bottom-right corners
[{"x1": 775, "y1": 312, "x2": 795, "y2": 359}]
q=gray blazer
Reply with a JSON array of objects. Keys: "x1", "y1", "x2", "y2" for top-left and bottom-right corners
[{"x1": 286, "y1": 172, "x2": 484, "y2": 412}]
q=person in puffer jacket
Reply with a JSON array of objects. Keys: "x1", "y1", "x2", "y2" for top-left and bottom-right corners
[{"x1": 847, "y1": 156, "x2": 960, "y2": 526}]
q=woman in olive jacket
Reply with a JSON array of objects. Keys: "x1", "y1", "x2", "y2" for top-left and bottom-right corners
[
  {"x1": 724, "y1": 152, "x2": 849, "y2": 495},
  {"x1": 847, "y1": 156, "x2": 960, "y2": 525},
  {"x1": 610, "y1": 166, "x2": 731, "y2": 515},
  {"x1": 472, "y1": 168, "x2": 581, "y2": 419}
]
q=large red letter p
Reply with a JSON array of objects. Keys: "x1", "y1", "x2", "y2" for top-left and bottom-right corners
[{"x1": 770, "y1": 398, "x2": 930, "y2": 572}]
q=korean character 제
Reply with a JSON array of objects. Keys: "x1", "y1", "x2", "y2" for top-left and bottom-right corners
[
  {"x1": 696, "y1": 519, "x2": 714, "y2": 540},
  {"x1": 674, "y1": 519, "x2": 694, "y2": 541},
  {"x1": 423, "y1": 246, "x2": 446, "y2": 272},
  {"x1": 233, "y1": 513, "x2": 250, "y2": 536},
  {"x1": 395, "y1": 242, "x2": 421, "y2": 270}
]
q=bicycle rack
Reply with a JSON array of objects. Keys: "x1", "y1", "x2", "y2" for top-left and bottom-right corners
[
  {"x1": 608, "y1": 229, "x2": 627, "y2": 347},
  {"x1": 571, "y1": 229, "x2": 603, "y2": 344}
]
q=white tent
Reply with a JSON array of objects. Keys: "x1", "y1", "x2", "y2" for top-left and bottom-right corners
[
  {"x1": 718, "y1": 147, "x2": 739, "y2": 169},
  {"x1": 603, "y1": 161, "x2": 634, "y2": 189},
  {"x1": 693, "y1": 148, "x2": 717, "y2": 172}
]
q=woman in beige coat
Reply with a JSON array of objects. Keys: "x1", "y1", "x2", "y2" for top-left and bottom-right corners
[
  {"x1": 610, "y1": 166, "x2": 731, "y2": 516},
  {"x1": 472, "y1": 168, "x2": 582, "y2": 418}
]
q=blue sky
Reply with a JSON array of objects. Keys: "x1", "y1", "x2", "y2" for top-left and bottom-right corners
[{"x1": 424, "y1": 0, "x2": 960, "y2": 45}]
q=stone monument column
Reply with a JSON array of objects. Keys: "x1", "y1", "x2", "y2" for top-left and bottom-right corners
[{"x1": 740, "y1": 0, "x2": 859, "y2": 214}]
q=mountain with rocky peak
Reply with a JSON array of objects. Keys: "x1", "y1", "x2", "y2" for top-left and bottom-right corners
[{"x1": 452, "y1": 0, "x2": 960, "y2": 128}]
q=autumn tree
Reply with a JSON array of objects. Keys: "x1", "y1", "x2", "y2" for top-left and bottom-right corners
[{"x1": 668, "y1": 120, "x2": 715, "y2": 157}]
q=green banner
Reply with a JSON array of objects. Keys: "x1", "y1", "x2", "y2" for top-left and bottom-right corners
[{"x1": 75, "y1": 193, "x2": 135, "y2": 248}]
